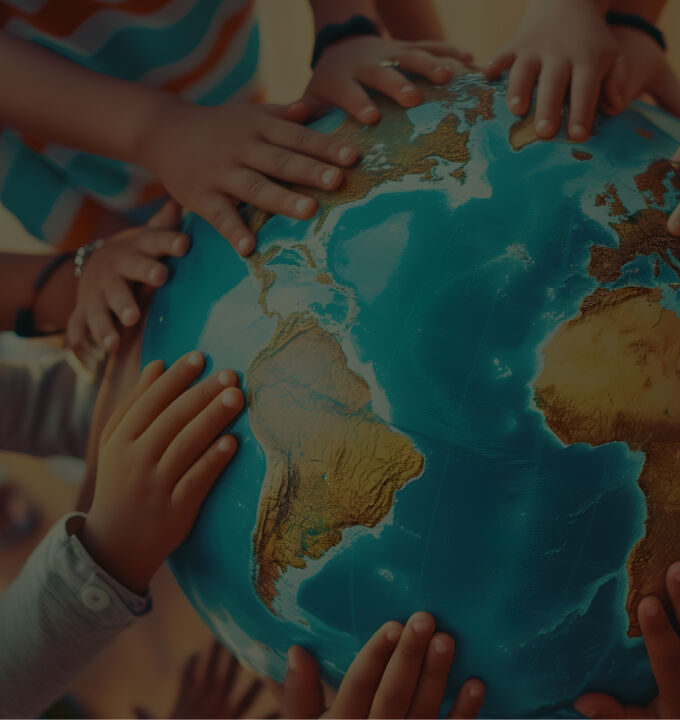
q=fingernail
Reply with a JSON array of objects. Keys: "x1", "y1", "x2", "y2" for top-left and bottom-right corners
[
  {"x1": 287, "y1": 647, "x2": 298, "y2": 670},
  {"x1": 434, "y1": 66, "x2": 445, "y2": 74},
  {"x1": 570, "y1": 124, "x2": 587, "y2": 139},
  {"x1": 172, "y1": 235, "x2": 186, "y2": 253},
  {"x1": 574, "y1": 700, "x2": 597, "y2": 718},
  {"x1": 149, "y1": 266, "x2": 165, "y2": 284},
  {"x1": 187, "y1": 351, "x2": 203, "y2": 367},
  {"x1": 321, "y1": 168, "x2": 339, "y2": 186},
  {"x1": 411, "y1": 615, "x2": 433, "y2": 633},
  {"x1": 669, "y1": 562, "x2": 680, "y2": 585},
  {"x1": 467, "y1": 680, "x2": 484, "y2": 698},
  {"x1": 360, "y1": 105, "x2": 378, "y2": 118},
  {"x1": 485, "y1": 58, "x2": 496, "y2": 67},
  {"x1": 238, "y1": 236, "x2": 253, "y2": 255},
  {"x1": 103, "y1": 335, "x2": 117, "y2": 352},
  {"x1": 400, "y1": 84, "x2": 417, "y2": 94},
  {"x1": 386, "y1": 627, "x2": 402, "y2": 643},
  {"x1": 217, "y1": 370, "x2": 231, "y2": 386},
  {"x1": 432, "y1": 635, "x2": 453, "y2": 654},
  {"x1": 339, "y1": 146, "x2": 355, "y2": 163},
  {"x1": 217, "y1": 436, "x2": 232, "y2": 452},
  {"x1": 121, "y1": 307, "x2": 138, "y2": 326},
  {"x1": 642, "y1": 597, "x2": 659, "y2": 617},
  {"x1": 295, "y1": 197, "x2": 314, "y2": 214},
  {"x1": 222, "y1": 387, "x2": 240, "y2": 407},
  {"x1": 509, "y1": 96, "x2": 521, "y2": 108},
  {"x1": 536, "y1": 119, "x2": 552, "y2": 133}
]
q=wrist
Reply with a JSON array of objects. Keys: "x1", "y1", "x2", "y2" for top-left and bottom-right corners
[{"x1": 77, "y1": 517, "x2": 156, "y2": 595}]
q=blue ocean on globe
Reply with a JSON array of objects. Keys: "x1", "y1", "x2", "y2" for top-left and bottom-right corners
[{"x1": 142, "y1": 74, "x2": 680, "y2": 717}]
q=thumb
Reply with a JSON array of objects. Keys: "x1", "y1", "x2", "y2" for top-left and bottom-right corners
[
  {"x1": 263, "y1": 101, "x2": 310, "y2": 124},
  {"x1": 282, "y1": 646, "x2": 325, "y2": 719},
  {"x1": 146, "y1": 199, "x2": 183, "y2": 230},
  {"x1": 648, "y1": 66, "x2": 680, "y2": 117},
  {"x1": 574, "y1": 693, "x2": 628, "y2": 719}
]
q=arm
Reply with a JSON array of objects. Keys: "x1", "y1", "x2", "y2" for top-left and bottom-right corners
[{"x1": 374, "y1": 0, "x2": 445, "y2": 42}]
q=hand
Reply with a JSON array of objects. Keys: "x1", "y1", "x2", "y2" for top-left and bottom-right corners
[
  {"x1": 139, "y1": 101, "x2": 358, "y2": 256},
  {"x1": 668, "y1": 148, "x2": 680, "y2": 236},
  {"x1": 66, "y1": 200, "x2": 189, "y2": 356},
  {"x1": 134, "y1": 641, "x2": 271, "y2": 719},
  {"x1": 79, "y1": 351, "x2": 244, "y2": 593},
  {"x1": 303, "y1": 35, "x2": 473, "y2": 124},
  {"x1": 483, "y1": 0, "x2": 618, "y2": 141},
  {"x1": 574, "y1": 561, "x2": 680, "y2": 718},
  {"x1": 599, "y1": 26, "x2": 680, "y2": 117},
  {"x1": 282, "y1": 612, "x2": 485, "y2": 718}
]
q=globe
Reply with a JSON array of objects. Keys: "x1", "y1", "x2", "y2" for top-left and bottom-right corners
[{"x1": 142, "y1": 74, "x2": 680, "y2": 718}]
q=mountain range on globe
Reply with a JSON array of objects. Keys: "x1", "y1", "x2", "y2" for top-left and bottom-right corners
[{"x1": 143, "y1": 73, "x2": 680, "y2": 718}]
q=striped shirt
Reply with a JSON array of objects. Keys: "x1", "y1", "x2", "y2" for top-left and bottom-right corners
[{"x1": 0, "y1": 0, "x2": 261, "y2": 249}]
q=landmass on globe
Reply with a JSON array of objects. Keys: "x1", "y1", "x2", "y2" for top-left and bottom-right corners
[{"x1": 535, "y1": 160, "x2": 680, "y2": 636}]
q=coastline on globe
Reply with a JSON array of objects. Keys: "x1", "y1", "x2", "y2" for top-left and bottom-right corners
[{"x1": 142, "y1": 73, "x2": 680, "y2": 718}]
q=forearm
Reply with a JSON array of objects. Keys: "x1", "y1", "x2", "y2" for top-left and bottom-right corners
[
  {"x1": 0, "y1": 32, "x2": 173, "y2": 166},
  {"x1": 374, "y1": 0, "x2": 445, "y2": 41},
  {"x1": 308, "y1": 0, "x2": 380, "y2": 33},
  {"x1": 609, "y1": 0, "x2": 667, "y2": 22},
  {"x1": 0, "y1": 252, "x2": 77, "y2": 332}
]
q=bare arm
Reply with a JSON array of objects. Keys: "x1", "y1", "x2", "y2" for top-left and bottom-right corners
[
  {"x1": 374, "y1": 0, "x2": 445, "y2": 41},
  {"x1": 308, "y1": 0, "x2": 380, "y2": 34},
  {"x1": 609, "y1": 0, "x2": 667, "y2": 22}
]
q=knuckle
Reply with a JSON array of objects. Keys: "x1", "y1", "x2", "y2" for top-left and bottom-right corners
[
  {"x1": 245, "y1": 176, "x2": 268, "y2": 203},
  {"x1": 213, "y1": 209, "x2": 237, "y2": 235},
  {"x1": 294, "y1": 126, "x2": 316, "y2": 150},
  {"x1": 273, "y1": 150, "x2": 293, "y2": 174}
]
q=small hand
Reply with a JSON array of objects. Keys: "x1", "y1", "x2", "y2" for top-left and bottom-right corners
[
  {"x1": 282, "y1": 612, "x2": 485, "y2": 718},
  {"x1": 134, "y1": 641, "x2": 271, "y2": 719},
  {"x1": 79, "y1": 351, "x2": 244, "y2": 593},
  {"x1": 304, "y1": 35, "x2": 473, "y2": 124},
  {"x1": 574, "y1": 561, "x2": 680, "y2": 719},
  {"x1": 668, "y1": 148, "x2": 680, "y2": 236},
  {"x1": 66, "y1": 200, "x2": 189, "y2": 355},
  {"x1": 483, "y1": 0, "x2": 618, "y2": 141},
  {"x1": 139, "y1": 101, "x2": 358, "y2": 256}
]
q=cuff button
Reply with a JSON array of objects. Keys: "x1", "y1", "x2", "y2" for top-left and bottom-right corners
[{"x1": 81, "y1": 585, "x2": 110, "y2": 611}]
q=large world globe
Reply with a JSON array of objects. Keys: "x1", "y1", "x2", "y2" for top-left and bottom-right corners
[{"x1": 142, "y1": 75, "x2": 680, "y2": 717}]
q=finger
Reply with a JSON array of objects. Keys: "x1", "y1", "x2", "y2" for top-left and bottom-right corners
[
  {"x1": 103, "y1": 277, "x2": 140, "y2": 328},
  {"x1": 407, "y1": 633, "x2": 455, "y2": 718},
  {"x1": 66, "y1": 308, "x2": 87, "y2": 351},
  {"x1": 649, "y1": 65, "x2": 680, "y2": 117},
  {"x1": 136, "y1": 229, "x2": 191, "y2": 259},
  {"x1": 534, "y1": 61, "x2": 571, "y2": 138},
  {"x1": 410, "y1": 41, "x2": 474, "y2": 64},
  {"x1": 447, "y1": 679, "x2": 486, "y2": 719},
  {"x1": 86, "y1": 292, "x2": 120, "y2": 353},
  {"x1": 155, "y1": 381, "x2": 243, "y2": 480},
  {"x1": 601, "y1": 56, "x2": 629, "y2": 116},
  {"x1": 369, "y1": 612, "x2": 436, "y2": 718},
  {"x1": 275, "y1": 101, "x2": 311, "y2": 124},
  {"x1": 178, "y1": 652, "x2": 199, "y2": 696},
  {"x1": 573, "y1": 693, "x2": 627, "y2": 719},
  {"x1": 356, "y1": 65, "x2": 424, "y2": 108},
  {"x1": 638, "y1": 595, "x2": 680, "y2": 710},
  {"x1": 233, "y1": 679, "x2": 265, "y2": 718},
  {"x1": 667, "y1": 561, "x2": 680, "y2": 622},
  {"x1": 568, "y1": 64, "x2": 602, "y2": 141},
  {"x1": 668, "y1": 201, "x2": 680, "y2": 236},
  {"x1": 282, "y1": 647, "x2": 326, "y2": 719},
  {"x1": 170, "y1": 433, "x2": 238, "y2": 512},
  {"x1": 261, "y1": 109, "x2": 360, "y2": 162},
  {"x1": 298, "y1": 91, "x2": 334, "y2": 120},
  {"x1": 244, "y1": 143, "x2": 344, "y2": 191},
  {"x1": 506, "y1": 56, "x2": 541, "y2": 116},
  {"x1": 224, "y1": 168, "x2": 318, "y2": 221},
  {"x1": 146, "y1": 198, "x2": 182, "y2": 229},
  {"x1": 193, "y1": 193, "x2": 255, "y2": 256},
  {"x1": 101, "y1": 358, "x2": 164, "y2": 444},
  {"x1": 397, "y1": 50, "x2": 455, "y2": 85},
  {"x1": 216, "y1": 652, "x2": 240, "y2": 705},
  {"x1": 482, "y1": 51, "x2": 514, "y2": 81},
  {"x1": 120, "y1": 351, "x2": 205, "y2": 438},
  {"x1": 116, "y1": 251, "x2": 168, "y2": 287},
  {"x1": 329, "y1": 622, "x2": 404, "y2": 719},
  {"x1": 205, "y1": 639, "x2": 224, "y2": 683}
]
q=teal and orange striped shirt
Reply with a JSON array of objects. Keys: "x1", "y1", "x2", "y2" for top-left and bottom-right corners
[{"x1": 0, "y1": 0, "x2": 261, "y2": 248}]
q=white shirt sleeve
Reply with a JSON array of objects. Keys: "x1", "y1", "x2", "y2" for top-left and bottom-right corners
[{"x1": 0, "y1": 513, "x2": 151, "y2": 718}]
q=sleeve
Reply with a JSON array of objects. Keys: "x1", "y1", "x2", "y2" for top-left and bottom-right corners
[
  {"x1": 0, "y1": 352, "x2": 97, "y2": 459},
  {"x1": 0, "y1": 513, "x2": 151, "y2": 719}
]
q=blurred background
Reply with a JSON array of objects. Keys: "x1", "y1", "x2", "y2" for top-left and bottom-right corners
[{"x1": 1, "y1": 1, "x2": 680, "y2": 716}]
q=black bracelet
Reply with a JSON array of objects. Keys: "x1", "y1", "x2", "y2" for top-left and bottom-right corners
[
  {"x1": 311, "y1": 14, "x2": 380, "y2": 68},
  {"x1": 606, "y1": 11, "x2": 666, "y2": 51},
  {"x1": 15, "y1": 252, "x2": 73, "y2": 338}
]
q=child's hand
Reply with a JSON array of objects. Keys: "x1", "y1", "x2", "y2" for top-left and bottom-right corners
[
  {"x1": 66, "y1": 200, "x2": 189, "y2": 356},
  {"x1": 79, "y1": 351, "x2": 243, "y2": 594},
  {"x1": 599, "y1": 26, "x2": 680, "y2": 117},
  {"x1": 282, "y1": 612, "x2": 485, "y2": 718},
  {"x1": 483, "y1": 0, "x2": 617, "y2": 141},
  {"x1": 669, "y1": 149, "x2": 680, "y2": 236},
  {"x1": 574, "y1": 561, "x2": 680, "y2": 719},
  {"x1": 303, "y1": 36, "x2": 474, "y2": 125},
  {"x1": 139, "y1": 101, "x2": 358, "y2": 257}
]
